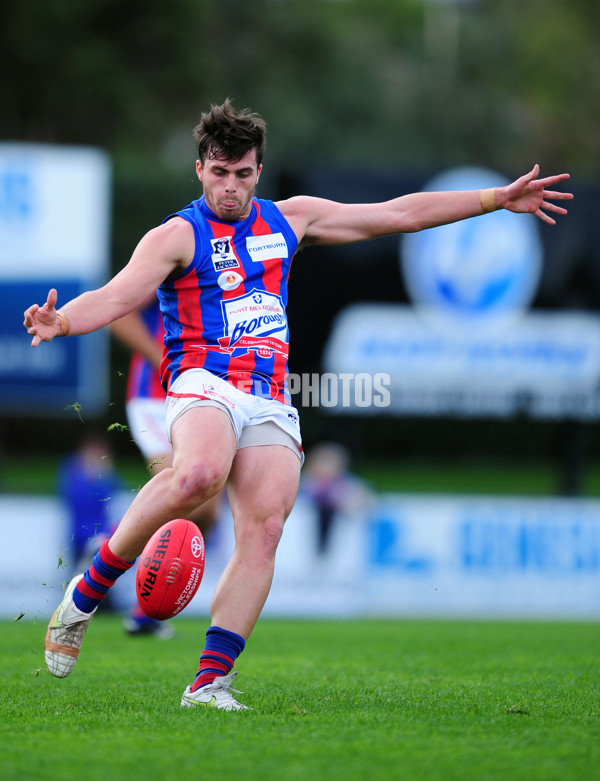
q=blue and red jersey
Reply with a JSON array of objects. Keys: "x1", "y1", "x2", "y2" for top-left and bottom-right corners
[
  {"x1": 158, "y1": 196, "x2": 299, "y2": 404},
  {"x1": 125, "y1": 300, "x2": 166, "y2": 401}
]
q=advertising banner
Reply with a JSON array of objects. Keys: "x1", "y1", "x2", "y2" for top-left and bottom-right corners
[
  {"x1": 4, "y1": 493, "x2": 598, "y2": 620},
  {"x1": 0, "y1": 143, "x2": 111, "y2": 416},
  {"x1": 323, "y1": 167, "x2": 600, "y2": 419}
]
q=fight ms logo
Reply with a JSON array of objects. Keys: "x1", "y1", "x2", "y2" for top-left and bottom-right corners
[{"x1": 211, "y1": 236, "x2": 240, "y2": 272}]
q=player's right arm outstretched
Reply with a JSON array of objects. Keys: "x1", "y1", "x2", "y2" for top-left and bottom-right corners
[{"x1": 23, "y1": 218, "x2": 194, "y2": 347}]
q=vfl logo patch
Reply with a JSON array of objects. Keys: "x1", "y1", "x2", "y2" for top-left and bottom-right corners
[
  {"x1": 211, "y1": 236, "x2": 239, "y2": 272},
  {"x1": 246, "y1": 233, "x2": 288, "y2": 263}
]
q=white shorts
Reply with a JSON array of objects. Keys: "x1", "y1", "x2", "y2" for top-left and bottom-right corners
[
  {"x1": 165, "y1": 369, "x2": 303, "y2": 462},
  {"x1": 126, "y1": 397, "x2": 170, "y2": 460}
]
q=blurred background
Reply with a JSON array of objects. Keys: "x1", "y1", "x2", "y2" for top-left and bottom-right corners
[{"x1": 1, "y1": 0, "x2": 599, "y2": 619}]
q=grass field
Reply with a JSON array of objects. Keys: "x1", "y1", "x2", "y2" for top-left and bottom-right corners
[
  {"x1": 1, "y1": 615, "x2": 598, "y2": 781},
  {"x1": 5, "y1": 452, "x2": 600, "y2": 497}
]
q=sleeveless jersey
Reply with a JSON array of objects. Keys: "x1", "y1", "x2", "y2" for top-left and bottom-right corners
[
  {"x1": 158, "y1": 196, "x2": 299, "y2": 405},
  {"x1": 125, "y1": 299, "x2": 166, "y2": 401}
]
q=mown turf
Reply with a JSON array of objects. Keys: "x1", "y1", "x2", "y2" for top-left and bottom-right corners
[
  {"x1": 1, "y1": 615, "x2": 598, "y2": 781},
  {"x1": 6, "y1": 453, "x2": 600, "y2": 497}
]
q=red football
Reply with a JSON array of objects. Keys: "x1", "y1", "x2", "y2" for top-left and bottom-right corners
[{"x1": 136, "y1": 518, "x2": 205, "y2": 620}]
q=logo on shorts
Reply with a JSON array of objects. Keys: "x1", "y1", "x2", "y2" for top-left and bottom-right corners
[
  {"x1": 201, "y1": 383, "x2": 235, "y2": 409},
  {"x1": 211, "y1": 237, "x2": 240, "y2": 271}
]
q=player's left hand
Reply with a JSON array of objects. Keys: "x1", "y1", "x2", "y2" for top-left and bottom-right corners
[{"x1": 499, "y1": 165, "x2": 573, "y2": 225}]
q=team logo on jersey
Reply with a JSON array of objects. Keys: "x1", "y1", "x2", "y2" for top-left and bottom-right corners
[
  {"x1": 211, "y1": 236, "x2": 240, "y2": 271},
  {"x1": 246, "y1": 233, "x2": 288, "y2": 263},
  {"x1": 219, "y1": 287, "x2": 288, "y2": 354},
  {"x1": 218, "y1": 271, "x2": 243, "y2": 291}
]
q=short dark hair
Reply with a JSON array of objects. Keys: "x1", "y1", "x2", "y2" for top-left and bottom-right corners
[{"x1": 193, "y1": 99, "x2": 267, "y2": 166}]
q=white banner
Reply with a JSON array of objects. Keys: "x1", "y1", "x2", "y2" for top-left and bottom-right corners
[
  {"x1": 0, "y1": 143, "x2": 111, "y2": 278},
  {"x1": 321, "y1": 165, "x2": 600, "y2": 420},
  {"x1": 0, "y1": 143, "x2": 111, "y2": 415},
  {"x1": 323, "y1": 304, "x2": 600, "y2": 419},
  {"x1": 3, "y1": 492, "x2": 599, "y2": 621}
]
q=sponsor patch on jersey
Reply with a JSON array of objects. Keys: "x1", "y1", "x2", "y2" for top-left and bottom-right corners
[
  {"x1": 219, "y1": 288, "x2": 288, "y2": 353},
  {"x1": 218, "y1": 270, "x2": 243, "y2": 291},
  {"x1": 246, "y1": 233, "x2": 288, "y2": 263},
  {"x1": 211, "y1": 236, "x2": 240, "y2": 271}
]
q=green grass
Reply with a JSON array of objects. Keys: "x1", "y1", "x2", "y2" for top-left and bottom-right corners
[
  {"x1": 0, "y1": 455, "x2": 150, "y2": 496},
  {"x1": 5, "y1": 453, "x2": 600, "y2": 497},
  {"x1": 2, "y1": 616, "x2": 598, "y2": 781},
  {"x1": 357, "y1": 456, "x2": 600, "y2": 497}
]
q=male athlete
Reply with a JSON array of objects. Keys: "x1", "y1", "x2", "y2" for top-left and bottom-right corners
[{"x1": 24, "y1": 100, "x2": 572, "y2": 710}]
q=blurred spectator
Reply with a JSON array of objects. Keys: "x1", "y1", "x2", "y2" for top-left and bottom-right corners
[
  {"x1": 58, "y1": 431, "x2": 125, "y2": 588},
  {"x1": 301, "y1": 442, "x2": 373, "y2": 555}
]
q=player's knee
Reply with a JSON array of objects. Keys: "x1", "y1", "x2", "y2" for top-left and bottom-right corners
[
  {"x1": 253, "y1": 515, "x2": 284, "y2": 560},
  {"x1": 265, "y1": 515, "x2": 284, "y2": 548},
  {"x1": 172, "y1": 461, "x2": 224, "y2": 507}
]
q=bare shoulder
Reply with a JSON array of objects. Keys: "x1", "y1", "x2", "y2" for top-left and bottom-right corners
[
  {"x1": 276, "y1": 194, "x2": 312, "y2": 224},
  {"x1": 276, "y1": 195, "x2": 339, "y2": 245},
  {"x1": 138, "y1": 216, "x2": 195, "y2": 268},
  {"x1": 149, "y1": 215, "x2": 194, "y2": 244}
]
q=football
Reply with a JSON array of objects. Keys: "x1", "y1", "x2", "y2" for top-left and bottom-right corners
[{"x1": 136, "y1": 518, "x2": 205, "y2": 620}]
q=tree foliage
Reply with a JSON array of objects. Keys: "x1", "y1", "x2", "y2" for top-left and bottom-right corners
[{"x1": 1, "y1": 0, "x2": 598, "y2": 175}]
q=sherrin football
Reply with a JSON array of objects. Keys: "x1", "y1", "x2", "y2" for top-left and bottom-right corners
[{"x1": 136, "y1": 518, "x2": 205, "y2": 620}]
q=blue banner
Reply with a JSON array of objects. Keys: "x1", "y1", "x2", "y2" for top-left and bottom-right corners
[{"x1": 0, "y1": 280, "x2": 108, "y2": 416}]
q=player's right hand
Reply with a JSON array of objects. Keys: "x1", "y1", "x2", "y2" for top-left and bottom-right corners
[{"x1": 23, "y1": 288, "x2": 60, "y2": 347}]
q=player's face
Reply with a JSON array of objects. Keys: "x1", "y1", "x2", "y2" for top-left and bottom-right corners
[{"x1": 196, "y1": 149, "x2": 262, "y2": 221}]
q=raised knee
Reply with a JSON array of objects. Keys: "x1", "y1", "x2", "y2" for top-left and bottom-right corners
[{"x1": 172, "y1": 462, "x2": 224, "y2": 506}]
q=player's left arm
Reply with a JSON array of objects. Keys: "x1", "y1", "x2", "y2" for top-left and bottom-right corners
[{"x1": 279, "y1": 165, "x2": 572, "y2": 246}]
